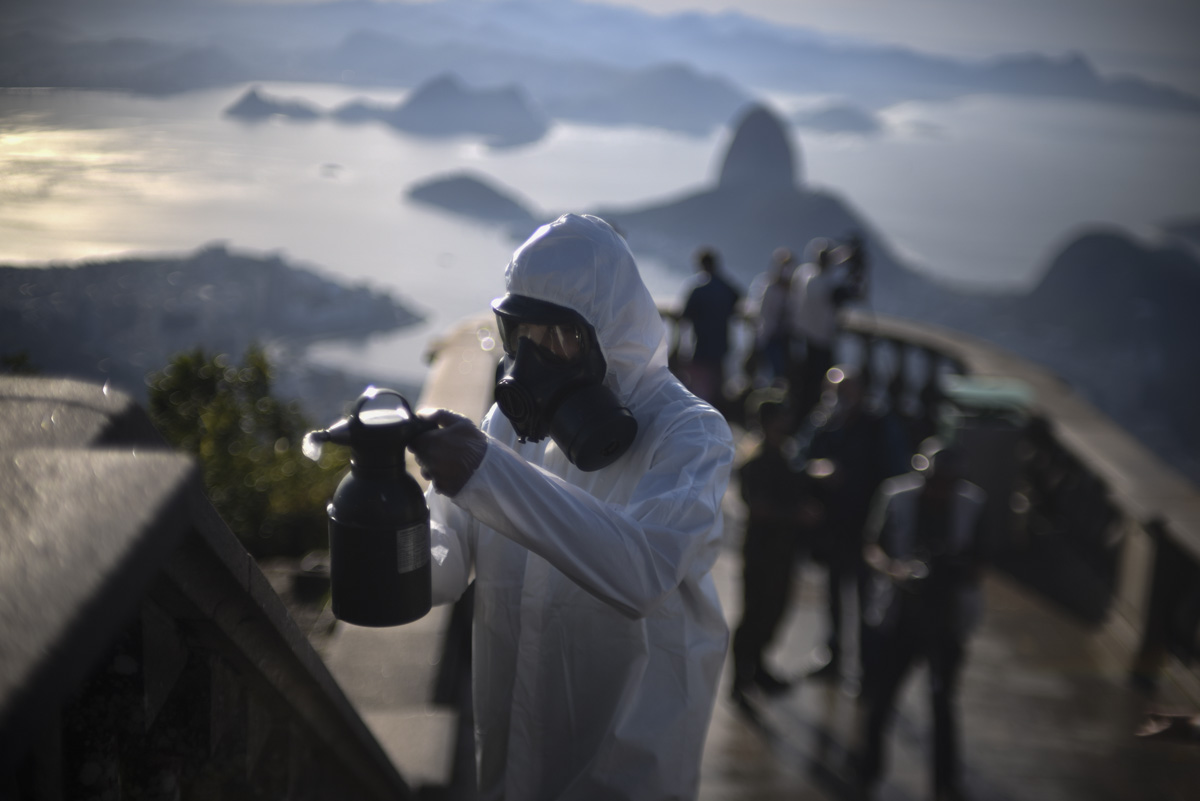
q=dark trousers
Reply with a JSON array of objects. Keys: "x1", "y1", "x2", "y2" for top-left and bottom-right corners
[
  {"x1": 798, "y1": 341, "x2": 834, "y2": 416},
  {"x1": 732, "y1": 527, "x2": 798, "y2": 686},
  {"x1": 824, "y1": 552, "x2": 869, "y2": 664},
  {"x1": 860, "y1": 598, "x2": 966, "y2": 797},
  {"x1": 762, "y1": 335, "x2": 791, "y2": 384}
]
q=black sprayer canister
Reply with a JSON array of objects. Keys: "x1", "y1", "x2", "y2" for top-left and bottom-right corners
[{"x1": 305, "y1": 388, "x2": 433, "y2": 627}]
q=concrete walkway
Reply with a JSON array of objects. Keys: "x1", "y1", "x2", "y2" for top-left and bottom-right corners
[
  {"x1": 315, "y1": 316, "x2": 1200, "y2": 799},
  {"x1": 315, "y1": 533, "x2": 1200, "y2": 801},
  {"x1": 702, "y1": 554, "x2": 1200, "y2": 801}
]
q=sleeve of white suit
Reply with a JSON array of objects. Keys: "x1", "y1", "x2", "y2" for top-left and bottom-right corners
[
  {"x1": 427, "y1": 486, "x2": 475, "y2": 606},
  {"x1": 449, "y1": 409, "x2": 734, "y2": 620}
]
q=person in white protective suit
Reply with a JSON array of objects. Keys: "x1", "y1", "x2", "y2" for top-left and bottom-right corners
[{"x1": 409, "y1": 213, "x2": 735, "y2": 801}]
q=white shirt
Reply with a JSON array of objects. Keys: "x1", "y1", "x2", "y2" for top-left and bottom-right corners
[{"x1": 792, "y1": 262, "x2": 850, "y2": 346}]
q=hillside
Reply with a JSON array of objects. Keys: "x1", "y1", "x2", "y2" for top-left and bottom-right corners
[{"x1": 0, "y1": 244, "x2": 423, "y2": 419}]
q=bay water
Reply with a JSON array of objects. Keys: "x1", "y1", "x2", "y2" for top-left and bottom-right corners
[{"x1": 2, "y1": 82, "x2": 1198, "y2": 387}]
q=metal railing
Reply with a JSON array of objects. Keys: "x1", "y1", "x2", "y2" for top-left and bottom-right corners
[{"x1": 664, "y1": 306, "x2": 1200, "y2": 699}]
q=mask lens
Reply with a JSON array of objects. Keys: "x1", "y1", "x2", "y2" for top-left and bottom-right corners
[{"x1": 503, "y1": 322, "x2": 582, "y2": 362}]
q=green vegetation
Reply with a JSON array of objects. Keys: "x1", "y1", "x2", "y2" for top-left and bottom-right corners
[
  {"x1": 1, "y1": 351, "x2": 39, "y2": 375},
  {"x1": 147, "y1": 346, "x2": 348, "y2": 558}
]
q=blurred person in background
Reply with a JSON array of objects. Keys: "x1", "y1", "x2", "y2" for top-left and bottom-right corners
[
  {"x1": 747, "y1": 247, "x2": 797, "y2": 387},
  {"x1": 677, "y1": 246, "x2": 743, "y2": 411},
  {"x1": 857, "y1": 439, "x2": 987, "y2": 801},
  {"x1": 803, "y1": 366, "x2": 909, "y2": 687},
  {"x1": 791, "y1": 239, "x2": 863, "y2": 417},
  {"x1": 730, "y1": 390, "x2": 821, "y2": 706},
  {"x1": 840, "y1": 232, "x2": 871, "y2": 306}
]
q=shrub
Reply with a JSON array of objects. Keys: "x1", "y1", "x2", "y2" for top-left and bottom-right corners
[{"x1": 147, "y1": 346, "x2": 348, "y2": 557}]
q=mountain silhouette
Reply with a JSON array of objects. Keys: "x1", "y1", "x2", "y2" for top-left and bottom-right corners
[
  {"x1": 408, "y1": 172, "x2": 537, "y2": 226},
  {"x1": 225, "y1": 86, "x2": 321, "y2": 121},
  {"x1": 405, "y1": 102, "x2": 940, "y2": 314},
  {"x1": 398, "y1": 102, "x2": 1198, "y2": 483},
  {"x1": 0, "y1": 31, "x2": 252, "y2": 95},
  {"x1": 605, "y1": 110, "x2": 1200, "y2": 483},
  {"x1": 5, "y1": 2, "x2": 1198, "y2": 115},
  {"x1": 954, "y1": 230, "x2": 1200, "y2": 482},
  {"x1": 332, "y1": 72, "x2": 548, "y2": 148},
  {"x1": 217, "y1": 74, "x2": 550, "y2": 147},
  {"x1": 594, "y1": 103, "x2": 935, "y2": 317},
  {"x1": 11, "y1": 0, "x2": 1200, "y2": 117},
  {"x1": 717, "y1": 104, "x2": 801, "y2": 190}
]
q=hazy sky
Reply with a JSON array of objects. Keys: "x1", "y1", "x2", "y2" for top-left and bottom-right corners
[
  {"x1": 229, "y1": 0, "x2": 1192, "y2": 94},
  {"x1": 595, "y1": 0, "x2": 1200, "y2": 92},
  {"x1": 211, "y1": 1, "x2": 1200, "y2": 91}
]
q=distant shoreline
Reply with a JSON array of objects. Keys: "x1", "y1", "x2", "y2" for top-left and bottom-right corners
[{"x1": 0, "y1": 244, "x2": 425, "y2": 423}]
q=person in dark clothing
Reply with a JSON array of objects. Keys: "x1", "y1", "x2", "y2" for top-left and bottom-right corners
[
  {"x1": 858, "y1": 440, "x2": 987, "y2": 801},
  {"x1": 730, "y1": 392, "x2": 819, "y2": 704},
  {"x1": 679, "y1": 247, "x2": 743, "y2": 407},
  {"x1": 841, "y1": 232, "x2": 870, "y2": 305},
  {"x1": 802, "y1": 366, "x2": 909, "y2": 686}
]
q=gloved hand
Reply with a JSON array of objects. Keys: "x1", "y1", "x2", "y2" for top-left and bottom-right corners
[{"x1": 410, "y1": 408, "x2": 488, "y2": 497}]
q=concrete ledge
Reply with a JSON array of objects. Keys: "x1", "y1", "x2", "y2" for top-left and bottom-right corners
[
  {"x1": 1, "y1": 377, "x2": 415, "y2": 798},
  {"x1": 407, "y1": 313, "x2": 500, "y2": 493},
  {"x1": 421, "y1": 313, "x2": 500, "y2": 424},
  {"x1": 0, "y1": 376, "x2": 166, "y2": 451},
  {"x1": 0, "y1": 447, "x2": 195, "y2": 769}
]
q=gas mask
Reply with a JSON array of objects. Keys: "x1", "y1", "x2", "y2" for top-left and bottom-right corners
[{"x1": 492, "y1": 294, "x2": 637, "y2": 472}]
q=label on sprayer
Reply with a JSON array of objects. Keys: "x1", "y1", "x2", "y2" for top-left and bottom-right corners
[{"x1": 397, "y1": 522, "x2": 431, "y2": 574}]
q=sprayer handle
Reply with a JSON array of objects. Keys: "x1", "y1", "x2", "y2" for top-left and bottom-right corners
[{"x1": 352, "y1": 387, "x2": 414, "y2": 422}]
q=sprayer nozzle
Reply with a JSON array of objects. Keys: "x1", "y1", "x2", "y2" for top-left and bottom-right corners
[{"x1": 302, "y1": 430, "x2": 329, "y2": 462}]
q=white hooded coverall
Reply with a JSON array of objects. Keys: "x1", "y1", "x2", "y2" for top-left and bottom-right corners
[{"x1": 427, "y1": 214, "x2": 735, "y2": 801}]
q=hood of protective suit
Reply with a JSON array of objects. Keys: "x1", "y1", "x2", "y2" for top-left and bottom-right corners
[
  {"x1": 503, "y1": 213, "x2": 670, "y2": 407},
  {"x1": 427, "y1": 213, "x2": 733, "y2": 800}
]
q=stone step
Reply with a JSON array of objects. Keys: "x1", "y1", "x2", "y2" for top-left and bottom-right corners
[{"x1": 321, "y1": 604, "x2": 460, "y2": 790}]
